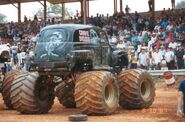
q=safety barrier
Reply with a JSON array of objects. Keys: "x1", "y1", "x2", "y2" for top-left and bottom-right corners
[{"x1": 147, "y1": 69, "x2": 185, "y2": 76}]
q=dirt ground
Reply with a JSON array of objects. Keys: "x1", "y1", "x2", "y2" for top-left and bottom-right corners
[{"x1": 0, "y1": 82, "x2": 185, "y2": 122}]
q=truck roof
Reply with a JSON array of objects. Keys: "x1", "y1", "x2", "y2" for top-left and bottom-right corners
[{"x1": 41, "y1": 24, "x2": 96, "y2": 32}]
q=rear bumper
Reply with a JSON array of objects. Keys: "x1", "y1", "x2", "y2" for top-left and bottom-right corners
[
  {"x1": 31, "y1": 61, "x2": 69, "y2": 69},
  {"x1": 30, "y1": 62, "x2": 71, "y2": 75}
]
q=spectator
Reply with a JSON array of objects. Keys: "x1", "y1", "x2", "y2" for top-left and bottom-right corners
[
  {"x1": 134, "y1": 11, "x2": 140, "y2": 22},
  {"x1": 6, "y1": 63, "x2": 12, "y2": 72},
  {"x1": 171, "y1": 0, "x2": 175, "y2": 9},
  {"x1": 125, "y1": 5, "x2": 131, "y2": 14},
  {"x1": 165, "y1": 47, "x2": 175, "y2": 69},
  {"x1": 34, "y1": 15, "x2": 38, "y2": 21},
  {"x1": 160, "y1": 57, "x2": 168, "y2": 70},
  {"x1": 177, "y1": 80, "x2": 185, "y2": 117},
  {"x1": 130, "y1": 54, "x2": 137, "y2": 69},
  {"x1": 176, "y1": 45, "x2": 184, "y2": 69},
  {"x1": 159, "y1": 45, "x2": 166, "y2": 57},
  {"x1": 24, "y1": 15, "x2": 28, "y2": 22},
  {"x1": 148, "y1": 0, "x2": 153, "y2": 12},
  {"x1": 137, "y1": 42, "x2": 142, "y2": 56},
  {"x1": 11, "y1": 47, "x2": 18, "y2": 65},
  {"x1": 23, "y1": 52, "x2": 31, "y2": 71},
  {"x1": 116, "y1": 40, "x2": 125, "y2": 49},
  {"x1": 169, "y1": 40, "x2": 177, "y2": 49},
  {"x1": 138, "y1": 48, "x2": 149, "y2": 69},
  {"x1": 153, "y1": 48, "x2": 163, "y2": 69}
]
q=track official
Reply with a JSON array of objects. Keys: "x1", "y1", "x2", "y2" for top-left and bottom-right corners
[{"x1": 177, "y1": 80, "x2": 185, "y2": 117}]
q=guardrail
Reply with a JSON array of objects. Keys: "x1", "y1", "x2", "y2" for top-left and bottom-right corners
[{"x1": 147, "y1": 69, "x2": 185, "y2": 76}]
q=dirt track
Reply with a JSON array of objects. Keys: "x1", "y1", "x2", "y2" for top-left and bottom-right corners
[{"x1": 0, "y1": 82, "x2": 185, "y2": 122}]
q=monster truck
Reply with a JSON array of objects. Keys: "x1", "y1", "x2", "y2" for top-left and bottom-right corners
[{"x1": 9, "y1": 24, "x2": 155, "y2": 115}]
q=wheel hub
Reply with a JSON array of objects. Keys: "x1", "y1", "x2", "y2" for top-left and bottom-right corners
[
  {"x1": 141, "y1": 81, "x2": 151, "y2": 100},
  {"x1": 104, "y1": 81, "x2": 116, "y2": 108}
]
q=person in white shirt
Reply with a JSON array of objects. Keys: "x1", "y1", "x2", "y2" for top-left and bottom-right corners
[
  {"x1": 139, "y1": 48, "x2": 149, "y2": 69},
  {"x1": 17, "y1": 51, "x2": 26, "y2": 68},
  {"x1": 153, "y1": 48, "x2": 163, "y2": 69},
  {"x1": 148, "y1": 38, "x2": 154, "y2": 52},
  {"x1": 116, "y1": 40, "x2": 126, "y2": 49},
  {"x1": 111, "y1": 33, "x2": 117, "y2": 44},
  {"x1": 168, "y1": 40, "x2": 177, "y2": 49},
  {"x1": 151, "y1": 33, "x2": 157, "y2": 43},
  {"x1": 165, "y1": 47, "x2": 175, "y2": 69},
  {"x1": 137, "y1": 42, "x2": 142, "y2": 56},
  {"x1": 154, "y1": 23, "x2": 161, "y2": 32},
  {"x1": 159, "y1": 45, "x2": 166, "y2": 57}
]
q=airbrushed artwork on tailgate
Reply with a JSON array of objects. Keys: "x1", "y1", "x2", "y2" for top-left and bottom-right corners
[{"x1": 40, "y1": 30, "x2": 66, "y2": 59}]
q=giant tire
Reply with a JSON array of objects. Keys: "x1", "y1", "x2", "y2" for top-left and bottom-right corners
[
  {"x1": 118, "y1": 69, "x2": 155, "y2": 109},
  {"x1": 10, "y1": 72, "x2": 55, "y2": 114},
  {"x1": 2, "y1": 70, "x2": 23, "y2": 109},
  {"x1": 75, "y1": 71, "x2": 119, "y2": 115},
  {"x1": 55, "y1": 79, "x2": 76, "y2": 108}
]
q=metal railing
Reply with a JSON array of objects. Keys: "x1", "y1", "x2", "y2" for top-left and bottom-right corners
[{"x1": 147, "y1": 69, "x2": 185, "y2": 76}]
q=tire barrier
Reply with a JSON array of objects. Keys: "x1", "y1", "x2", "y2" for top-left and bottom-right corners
[{"x1": 163, "y1": 71, "x2": 175, "y2": 86}]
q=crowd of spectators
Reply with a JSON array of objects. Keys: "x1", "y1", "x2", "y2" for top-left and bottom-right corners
[
  {"x1": 0, "y1": 14, "x2": 64, "y2": 74},
  {"x1": 0, "y1": 16, "x2": 41, "y2": 73},
  {"x1": 0, "y1": 8, "x2": 185, "y2": 73},
  {"x1": 86, "y1": 8, "x2": 185, "y2": 70}
]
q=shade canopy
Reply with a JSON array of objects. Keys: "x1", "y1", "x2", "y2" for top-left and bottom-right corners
[{"x1": 0, "y1": 0, "x2": 92, "y2": 5}]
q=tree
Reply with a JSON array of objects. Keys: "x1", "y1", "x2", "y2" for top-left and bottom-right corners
[
  {"x1": 0, "y1": 13, "x2": 7, "y2": 23},
  {"x1": 35, "y1": 9, "x2": 43, "y2": 17},
  {"x1": 35, "y1": 3, "x2": 74, "y2": 19},
  {"x1": 48, "y1": 4, "x2": 62, "y2": 14},
  {"x1": 176, "y1": 0, "x2": 185, "y2": 9}
]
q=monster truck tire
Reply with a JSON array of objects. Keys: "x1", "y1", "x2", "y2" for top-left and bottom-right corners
[
  {"x1": 118, "y1": 69, "x2": 155, "y2": 109},
  {"x1": 2, "y1": 70, "x2": 23, "y2": 109},
  {"x1": 75, "y1": 71, "x2": 119, "y2": 115},
  {"x1": 10, "y1": 72, "x2": 55, "y2": 114},
  {"x1": 55, "y1": 79, "x2": 76, "y2": 108}
]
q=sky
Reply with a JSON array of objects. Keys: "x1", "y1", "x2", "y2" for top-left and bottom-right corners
[{"x1": 0, "y1": 0, "x2": 183, "y2": 22}]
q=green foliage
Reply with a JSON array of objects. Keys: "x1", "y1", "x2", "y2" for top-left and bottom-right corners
[
  {"x1": 48, "y1": 4, "x2": 62, "y2": 14},
  {"x1": 34, "y1": 3, "x2": 74, "y2": 19},
  {"x1": 0, "y1": 13, "x2": 7, "y2": 23},
  {"x1": 35, "y1": 9, "x2": 43, "y2": 17},
  {"x1": 176, "y1": 0, "x2": 185, "y2": 9}
]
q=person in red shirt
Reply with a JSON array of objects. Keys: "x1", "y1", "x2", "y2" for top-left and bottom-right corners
[{"x1": 155, "y1": 36, "x2": 162, "y2": 49}]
